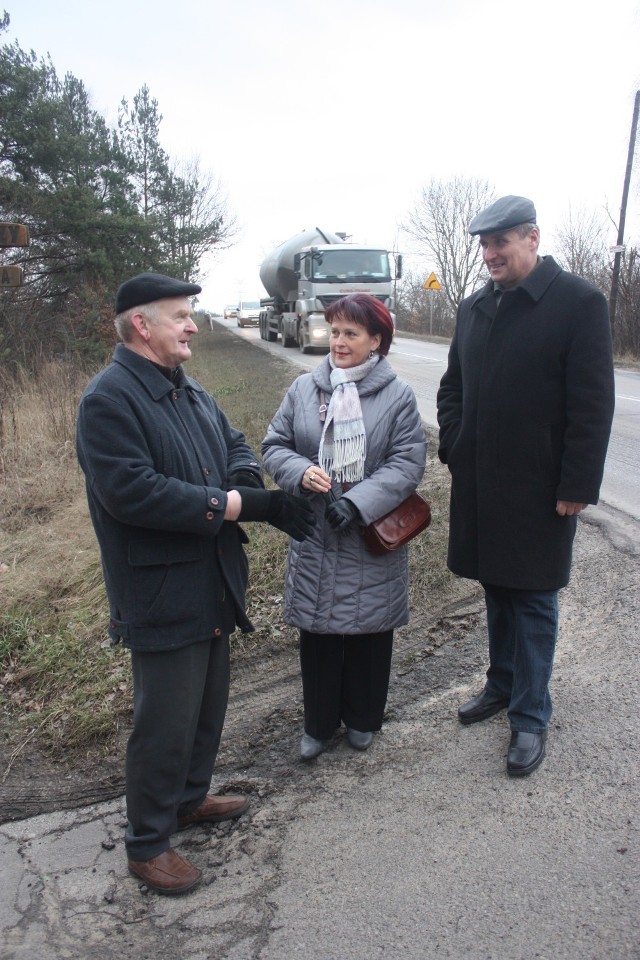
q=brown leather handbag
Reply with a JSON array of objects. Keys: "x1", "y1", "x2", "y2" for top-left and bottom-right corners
[{"x1": 362, "y1": 491, "x2": 431, "y2": 555}]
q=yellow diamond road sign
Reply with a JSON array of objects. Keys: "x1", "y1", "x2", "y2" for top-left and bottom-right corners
[{"x1": 424, "y1": 272, "x2": 441, "y2": 290}]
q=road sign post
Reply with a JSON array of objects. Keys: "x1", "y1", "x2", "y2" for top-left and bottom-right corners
[{"x1": 423, "y1": 273, "x2": 442, "y2": 336}]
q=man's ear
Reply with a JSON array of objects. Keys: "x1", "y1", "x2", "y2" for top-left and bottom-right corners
[{"x1": 130, "y1": 311, "x2": 150, "y2": 340}]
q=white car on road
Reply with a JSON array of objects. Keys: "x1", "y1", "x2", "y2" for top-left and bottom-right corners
[{"x1": 236, "y1": 300, "x2": 261, "y2": 327}]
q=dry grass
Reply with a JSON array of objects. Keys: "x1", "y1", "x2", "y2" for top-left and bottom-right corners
[
  {"x1": 0, "y1": 361, "x2": 87, "y2": 533},
  {"x1": 614, "y1": 352, "x2": 640, "y2": 372},
  {"x1": 0, "y1": 359, "x2": 127, "y2": 758},
  {"x1": 0, "y1": 321, "x2": 454, "y2": 760}
]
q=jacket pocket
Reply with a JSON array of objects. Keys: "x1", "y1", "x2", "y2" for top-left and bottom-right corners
[{"x1": 129, "y1": 538, "x2": 204, "y2": 626}]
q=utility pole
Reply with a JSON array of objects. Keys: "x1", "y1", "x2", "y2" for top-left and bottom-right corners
[{"x1": 609, "y1": 90, "x2": 640, "y2": 336}]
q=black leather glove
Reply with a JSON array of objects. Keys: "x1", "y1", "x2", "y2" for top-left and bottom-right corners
[
  {"x1": 227, "y1": 469, "x2": 264, "y2": 490},
  {"x1": 325, "y1": 497, "x2": 360, "y2": 533},
  {"x1": 236, "y1": 487, "x2": 316, "y2": 542}
]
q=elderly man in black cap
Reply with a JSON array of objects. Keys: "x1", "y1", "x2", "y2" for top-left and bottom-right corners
[
  {"x1": 76, "y1": 273, "x2": 314, "y2": 894},
  {"x1": 437, "y1": 197, "x2": 615, "y2": 776}
]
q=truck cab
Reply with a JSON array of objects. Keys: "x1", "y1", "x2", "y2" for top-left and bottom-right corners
[
  {"x1": 258, "y1": 228, "x2": 401, "y2": 352},
  {"x1": 293, "y1": 245, "x2": 400, "y2": 351}
]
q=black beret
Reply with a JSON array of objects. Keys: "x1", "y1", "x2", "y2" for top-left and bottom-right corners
[
  {"x1": 469, "y1": 196, "x2": 537, "y2": 235},
  {"x1": 115, "y1": 272, "x2": 202, "y2": 314}
]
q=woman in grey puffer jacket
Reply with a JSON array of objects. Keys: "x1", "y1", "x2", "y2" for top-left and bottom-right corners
[{"x1": 261, "y1": 294, "x2": 427, "y2": 760}]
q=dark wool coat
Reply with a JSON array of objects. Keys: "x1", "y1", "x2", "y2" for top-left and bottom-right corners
[
  {"x1": 437, "y1": 256, "x2": 615, "y2": 591},
  {"x1": 76, "y1": 343, "x2": 262, "y2": 651}
]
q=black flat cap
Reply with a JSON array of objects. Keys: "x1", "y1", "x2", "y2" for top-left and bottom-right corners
[
  {"x1": 115, "y1": 272, "x2": 202, "y2": 313},
  {"x1": 469, "y1": 195, "x2": 537, "y2": 235}
]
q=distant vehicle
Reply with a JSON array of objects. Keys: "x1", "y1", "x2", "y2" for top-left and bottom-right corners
[
  {"x1": 236, "y1": 300, "x2": 261, "y2": 327},
  {"x1": 223, "y1": 305, "x2": 238, "y2": 319}
]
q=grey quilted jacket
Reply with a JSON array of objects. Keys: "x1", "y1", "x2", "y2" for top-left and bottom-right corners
[{"x1": 261, "y1": 356, "x2": 427, "y2": 634}]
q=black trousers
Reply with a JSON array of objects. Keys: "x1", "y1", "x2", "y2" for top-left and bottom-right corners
[
  {"x1": 299, "y1": 629, "x2": 394, "y2": 740},
  {"x1": 125, "y1": 635, "x2": 230, "y2": 861}
]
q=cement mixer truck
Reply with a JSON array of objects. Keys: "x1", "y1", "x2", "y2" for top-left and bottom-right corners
[{"x1": 258, "y1": 228, "x2": 402, "y2": 353}]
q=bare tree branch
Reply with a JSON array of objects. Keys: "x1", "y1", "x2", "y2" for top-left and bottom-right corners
[{"x1": 401, "y1": 176, "x2": 495, "y2": 312}]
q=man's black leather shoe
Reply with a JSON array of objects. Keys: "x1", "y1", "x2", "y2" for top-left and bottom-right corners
[
  {"x1": 507, "y1": 730, "x2": 547, "y2": 776},
  {"x1": 458, "y1": 688, "x2": 510, "y2": 725}
]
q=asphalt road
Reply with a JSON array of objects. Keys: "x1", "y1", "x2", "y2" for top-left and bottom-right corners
[{"x1": 219, "y1": 318, "x2": 640, "y2": 523}]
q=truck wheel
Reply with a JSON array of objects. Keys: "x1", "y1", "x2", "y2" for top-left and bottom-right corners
[
  {"x1": 267, "y1": 327, "x2": 277, "y2": 342},
  {"x1": 298, "y1": 326, "x2": 310, "y2": 354}
]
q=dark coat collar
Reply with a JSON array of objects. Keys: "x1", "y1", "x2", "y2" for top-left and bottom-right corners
[
  {"x1": 112, "y1": 342, "x2": 204, "y2": 401},
  {"x1": 472, "y1": 255, "x2": 562, "y2": 318}
]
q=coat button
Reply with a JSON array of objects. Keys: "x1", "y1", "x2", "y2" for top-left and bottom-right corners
[
  {"x1": 203, "y1": 467, "x2": 210, "y2": 476},
  {"x1": 214, "y1": 628, "x2": 222, "y2": 637},
  {"x1": 206, "y1": 511, "x2": 214, "y2": 520},
  {"x1": 172, "y1": 391, "x2": 178, "y2": 400},
  {"x1": 210, "y1": 497, "x2": 219, "y2": 506}
]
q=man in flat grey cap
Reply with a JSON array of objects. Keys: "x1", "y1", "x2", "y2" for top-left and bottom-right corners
[
  {"x1": 437, "y1": 197, "x2": 615, "y2": 776},
  {"x1": 76, "y1": 273, "x2": 315, "y2": 894}
]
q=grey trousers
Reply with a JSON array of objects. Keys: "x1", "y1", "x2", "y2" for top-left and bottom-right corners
[{"x1": 125, "y1": 635, "x2": 230, "y2": 861}]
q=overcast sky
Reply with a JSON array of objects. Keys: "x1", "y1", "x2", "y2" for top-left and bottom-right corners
[{"x1": 9, "y1": 0, "x2": 640, "y2": 310}]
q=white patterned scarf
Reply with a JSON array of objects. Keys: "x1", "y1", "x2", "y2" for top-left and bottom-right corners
[{"x1": 319, "y1": 355, "x2": 379, "y2": 482}]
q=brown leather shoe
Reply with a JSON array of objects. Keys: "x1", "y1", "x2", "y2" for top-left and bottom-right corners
[
  {"x1": 128, "y1": 848, "x2": 201, "y2": 895},
  {"x1": 177, "y1": 793, "x2": 250, "y2": 830}
]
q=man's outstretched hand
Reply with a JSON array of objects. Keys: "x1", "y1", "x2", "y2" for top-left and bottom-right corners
[{"x1": 236, "y1": 487, "x2": 316, "y2": 542}]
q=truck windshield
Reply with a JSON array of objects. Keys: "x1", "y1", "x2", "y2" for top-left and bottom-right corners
[{"x1": 311, "y1": 250, "x2": 391, "y2": 282}]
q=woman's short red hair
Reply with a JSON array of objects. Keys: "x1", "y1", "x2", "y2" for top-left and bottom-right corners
[{"x1": 325, "y1": 293, "x2": 395, "y2": 356}]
